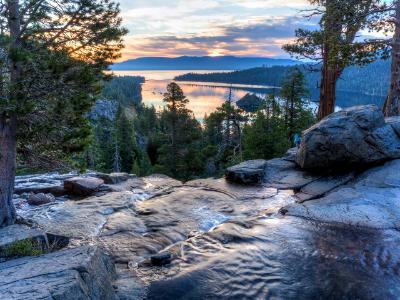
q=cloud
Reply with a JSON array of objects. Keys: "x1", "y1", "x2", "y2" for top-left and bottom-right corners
[
  {"x1": 121, "y1": 15, "x2": 318, "y2": 59},
  {"x1": 117, "y1": 0, "x2": 314, "y2": 59}
]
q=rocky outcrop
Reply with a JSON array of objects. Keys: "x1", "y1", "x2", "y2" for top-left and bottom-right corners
[
  {"x1": 8, "y1": 108, "x2": 400, "y2": 300},
  {"x1": 0, "y1": 246, "x2": 117, "y2": 300},
  {"x1": 262, "y1": 158, "x2": 318, "y2": 189},
  {"x1": 27, "y1": 193, "x2": 55, "y2": 205},
  {"x1": 87, "y1": 99, "x2": 118, "y2": 121},
  {"x1": 283, "y1": 159, "x2": 400, "y2": 229},
  {"x1": 294, "y1": 173, "x2": 355, "y2": 202},
  {"x1": 296, "y1": 105, "x2": 400, "y2": 170},
  {"x1": 225, "y1": 160, "x2": 267, "y2": 184},
  {"x1": 64, "y1": 176, "x2": 104, "y2": 196}
]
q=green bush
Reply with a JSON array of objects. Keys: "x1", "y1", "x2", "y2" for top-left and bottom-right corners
[{"x1": 1, "y1": 239, "x2": 44, "y2": 259}]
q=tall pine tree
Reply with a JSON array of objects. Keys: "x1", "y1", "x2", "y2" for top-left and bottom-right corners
[
  {"x1": 0, "y1": 0, "x2": 126, "y2": 227},
  {"x1": 157, "y1": 82, "x2": 203, "y2": 180}
]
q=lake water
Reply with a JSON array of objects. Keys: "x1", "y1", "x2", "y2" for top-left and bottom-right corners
[
  {"x1": 111, "y1": 70, "x2": 383, "y2": 118},
  {"x1": 112, "y1": 70, "x2": 276, "y2": 119}
]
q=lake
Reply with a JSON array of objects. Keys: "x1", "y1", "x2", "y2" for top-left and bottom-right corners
[
  {"x1": 112, "y1": 70, "x2": 276, "y2": 119},
  {"x1": 111, "y1": 70, "x2": 384, "y2": 118}
]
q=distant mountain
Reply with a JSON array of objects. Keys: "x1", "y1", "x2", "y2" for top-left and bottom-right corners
[{"x1": 111, "y1": 56, "x2": 299, "y2": 70}]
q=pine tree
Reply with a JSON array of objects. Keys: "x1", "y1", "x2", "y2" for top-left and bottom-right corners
[
  {"x1": 114, "y1": 106, "x2": 138, "y2": 173},
  {"x1": 202, "y1": 93, "x2": 247, "y2": 175},
  {"x1": 0, "y1": 0, "x2": 126, "y2": 226},
  {"x1": 157, "y1": 82, "x2": 203, "y2": 180},
  {"x1": 284, "y1": 0, "x2": 388, "y2": 119},
  {"x1": 280, "y1": 68, "x2": 315, "y2": 140},
  {"x1": 242, "y1": 94, "x2": 290, "y2": 160}
]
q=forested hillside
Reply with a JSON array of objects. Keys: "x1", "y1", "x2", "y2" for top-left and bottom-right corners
[
  {"x1": 102, "y1": 76, "x2": 144, "y2": 106},
  {"x1": 82, "y1": 69, "x2": 314, "y2": 180},
  {"x1": 175, "y1": 60, "x2": 390, "y2": 107}
]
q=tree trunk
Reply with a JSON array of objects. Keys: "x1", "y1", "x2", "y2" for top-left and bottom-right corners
[
  {"x1": 383, "y1": 0, "x2": 400, "y2": 116},
  {"x1": 318, "y1": 3, "x2": 341, "y2": 121},
  {"x1": 0, "y1": 0, "x2": 22, "y2": 227},
  {"x1": 0, "y1": 116, "x2": 17, "y2": 227},
  {"x1": 318, "y1": 62, "x2": 339, "y2": 120}
]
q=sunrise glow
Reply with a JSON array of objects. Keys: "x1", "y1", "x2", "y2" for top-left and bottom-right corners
[{"x1": 117, "y1": 0, "x2": 313, "y2": 60}]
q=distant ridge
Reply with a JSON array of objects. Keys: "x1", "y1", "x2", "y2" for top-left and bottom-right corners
[{"x1": 111, "y1": 56, "x2": 299, "y2": 71}]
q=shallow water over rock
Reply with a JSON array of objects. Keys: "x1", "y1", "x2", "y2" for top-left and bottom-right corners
[
  {"x1": 9, "y1": 160, "x2": 400, "y2": 300},
  {"x1": 143, "y1": 217, "x2": 400, "y2": 299},
  {"x1": 16, "y1": 175, "x2": 288, "y2": 266}
]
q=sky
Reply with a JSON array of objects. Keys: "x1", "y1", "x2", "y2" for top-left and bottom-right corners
[{"x1": 117, "y1": 0, "x2": 317, "y2": 60}]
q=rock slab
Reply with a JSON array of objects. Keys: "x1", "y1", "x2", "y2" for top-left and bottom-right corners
[
  {"x1": 283, "y1": 159, "x2": 400, "y2": 229},
  {"x1": 64, "y1": 177, "x2": 104, "y2": 196},
  {"x1": 225, "y1": 160, "x2": 267, "y2": 184},
  {"x1": 97, "y1": 172, "x2": 136, "y2": 184},
  {"x1": 0, "y1": 246, "x2": 117, "y2": 300},
  {"x1": 296, "y1": 105, "x2": 400, "y2": 170}
]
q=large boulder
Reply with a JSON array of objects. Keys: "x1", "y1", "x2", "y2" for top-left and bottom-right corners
[
  {"x1": 64, "y1": 177, "x2": 104, "y2": 196},
  {"x1": 0, "y1": 246, "x2": 117, "y2": 300},
  {"x1": 296, "y1": 105, "x2": 400, "y2": 170},
  {"x1": 225, "y1": 160, "x2": 267, "y2": 184}
]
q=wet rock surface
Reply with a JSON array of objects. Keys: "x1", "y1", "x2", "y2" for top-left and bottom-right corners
[
  {"x1": 8, "y1": 158, "x2": 400, "y2": 299},
  {"x1": 14, "y1": 172, "x2": 75, "y2": 195},
  {"x1": 284, "y1": 159, "x2": 400, "y2": 229},
  {"x1": 144, "y1": 218, "x2": 400, "y2": 300},
  {"x1": 27, "y1": 193, "x2": 55, "y2": 205},
  {"x1": 5, "y1": 108, "x2": 400, "y2": 299},
  {"x1": 294, "y1": 173, "x2": 355, "y2": 202},
  {"x1": 386, "y1": 116, "x2": 400, "y2": 136},
  {"x1": 97, "y1": 172, "x2": 136, "y2": 184}
]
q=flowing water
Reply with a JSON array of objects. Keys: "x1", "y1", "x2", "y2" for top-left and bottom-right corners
[{"x1": 144, "y1": 217, "x2": 400, "y2": 299}]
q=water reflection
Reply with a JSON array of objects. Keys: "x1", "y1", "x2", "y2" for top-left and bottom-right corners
[
  {"x1": 142, "y1": 80, "x2": 250, "y2": 118},
  {"x1": 112, "y1": 70, "x2": 386, "y2": 120},
  {"x1": 144, "y1": 217, "x2": 400, "y2": 300},
  {"x1": 112, "y1": 70, "x2": 259, "y2": 119}
]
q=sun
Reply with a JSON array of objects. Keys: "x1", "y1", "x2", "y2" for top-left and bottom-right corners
[{"x1": 209, "y1": 49, "x2": 225, "y2": 57}]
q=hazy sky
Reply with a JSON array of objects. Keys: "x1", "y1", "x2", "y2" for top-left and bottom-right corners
[{"x1": 118, "y1": 0, "x2": 316, "y2": 60}]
